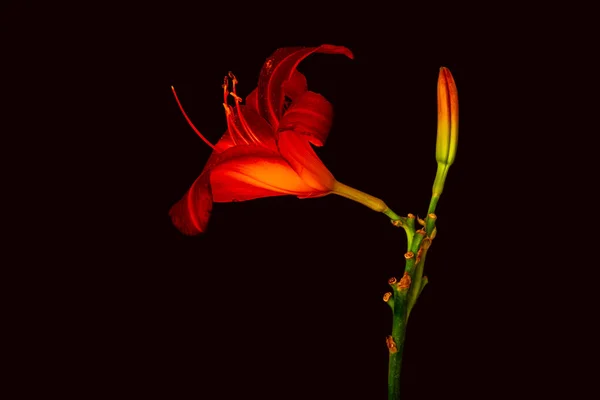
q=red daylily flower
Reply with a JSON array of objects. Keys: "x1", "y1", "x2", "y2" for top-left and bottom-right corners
[{"x1": 170, "y1": 44, "x2": 354, "y2": 235}]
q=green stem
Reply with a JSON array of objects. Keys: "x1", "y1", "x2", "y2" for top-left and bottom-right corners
[
  {"x1": 388, "y1": 291, "x2": 408, "y2": 400},
  {"x1": 332, "y1": 181, "x2": 402, "y2": 221},
  {"x1": 425, "y1": 214, "x2": 437, "y2": 236},
  {"x1": 407, "y1": 247, "x2": 429, "y2": 318},
  {"x1": 332, "y1": 175, "x2": 443, "y2": 399},
  {"x1": 388, "y1": 231, "x2": 431, "y2": 398},
  {"x1": 429, "y1": 161, "x2": 451, "y2": 214},
  {"x1": 383, "y1": 208, "x2": 403, "y2": 221},
  {"x1": 427, "y1": 195, "x2": 440, "y2": 215},
  {"x1": 387, "y1": 138, "x2": 452, "y2": 399},
  {"x1": 404, "y1": 216, "x2": 416, "y2": 252}
]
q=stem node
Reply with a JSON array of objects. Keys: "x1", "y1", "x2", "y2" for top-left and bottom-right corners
[
  {"x1": 386, "y1": 336, "x2": 398, "y2": 354},
  {"x1": 398, "y1": 272, "x2": 411, "y2": 291}
]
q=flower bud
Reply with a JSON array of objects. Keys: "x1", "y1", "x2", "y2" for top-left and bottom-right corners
[
  {"x1": 432, "y1": 67, "x2": 458, "y2": 196},
  {"x1": 436, "y1": 67, "x2": 458, "y2": 166}
]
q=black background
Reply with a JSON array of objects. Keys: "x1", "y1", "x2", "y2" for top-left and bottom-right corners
[{"x1": 5, "y1": 3, "x2": 594, "y2": 399}]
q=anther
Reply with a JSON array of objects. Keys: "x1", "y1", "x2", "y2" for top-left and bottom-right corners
[{"x1": 228, "y1": 71, "x2": 238, "y2": 86}]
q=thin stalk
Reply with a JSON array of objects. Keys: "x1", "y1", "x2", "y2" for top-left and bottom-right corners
[
  {"x1": 408, "y1": 247, "x2": 429, "y2": 318},
  {"x1": 332, "y1": 181, "x2": 403, "y2": 222},
  {"x1": 404, "y1": 215, "x2": 416, "y2": 251},
  {"x1": 428, "y1": 195, "x2": 440, "y2": 215},
  {"x1": 425, "y1": 214, "x2": 437, "y2": 236},
  {"x1": 388, "y1": 290, "x2": 408, "y2": 400},
  {"x1": 430, "y1": 162, "x2": 449, "y2": 213}
]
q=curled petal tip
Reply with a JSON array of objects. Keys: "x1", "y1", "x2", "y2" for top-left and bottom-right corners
[
  {"x1": 318, "y1": 44, "x2": 354, "y2": 60},
  {"x1": 339, "y1": 47, "x2": 354, "y2": 60}
]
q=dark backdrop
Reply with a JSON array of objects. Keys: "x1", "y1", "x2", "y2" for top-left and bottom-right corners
[
  {"x1": 113, "y1": 25, "x2": 519, "y2": 399},
  {"x1": 5, "y1": 3, "x2": 591, "y2": 399}
]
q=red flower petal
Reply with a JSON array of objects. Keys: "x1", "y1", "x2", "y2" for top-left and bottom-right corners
[
  {"x1": 210, "y1": 105, "x2": 277, "y2": 162},
  {"x1": 282, "y1": 70, "x2": 308, "y2": 101},
  {"x1": 257, "y1": 44, "x2": 353, "y2": 129},
  {"x1": 169, "y1": 171, "x2": 213, "y2": 235},
  {"x1": 278, "y1": 91, "x2": 333, "y2": 147},
  {"x1": 171, "y1": 142, "x2": 330, "y2": 235},
  {"x1": 170, "y1": 46, "x2": 353, "y2": 235},
  {"x1": 210, "y1": 145, "x2": 319, "y2": 202},
  {"x1": 277, "y1": 130, "x2": 335, "y2": 193},
  {"x1": 245, "y1": 88, "x2": 259, "y2": 112},
  {"x1": 232, "y1": 105, "x2": 277, "y2": 151}
]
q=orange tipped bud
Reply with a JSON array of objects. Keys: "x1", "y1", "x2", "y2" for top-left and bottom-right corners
[
  {"x1": 432, "y1": 67, "x2": 459, "y2": 197},
  {"x1": 436, "y1": 67, "x2": 458, "y2": 166}
]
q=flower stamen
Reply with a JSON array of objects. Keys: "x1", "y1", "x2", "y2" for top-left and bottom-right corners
[
  {"x1": 222, "y1": 76, "x2": 248, "y2": 145},
  {"x1": 228, "y1": 72, "x2": 261, "y2": 145},
  {"x1": 228, "y1": 71, "x2": 237, "y2": 92},
  {"x1": 171, "y1": 86, "x2": 218, "y2": 152}
]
